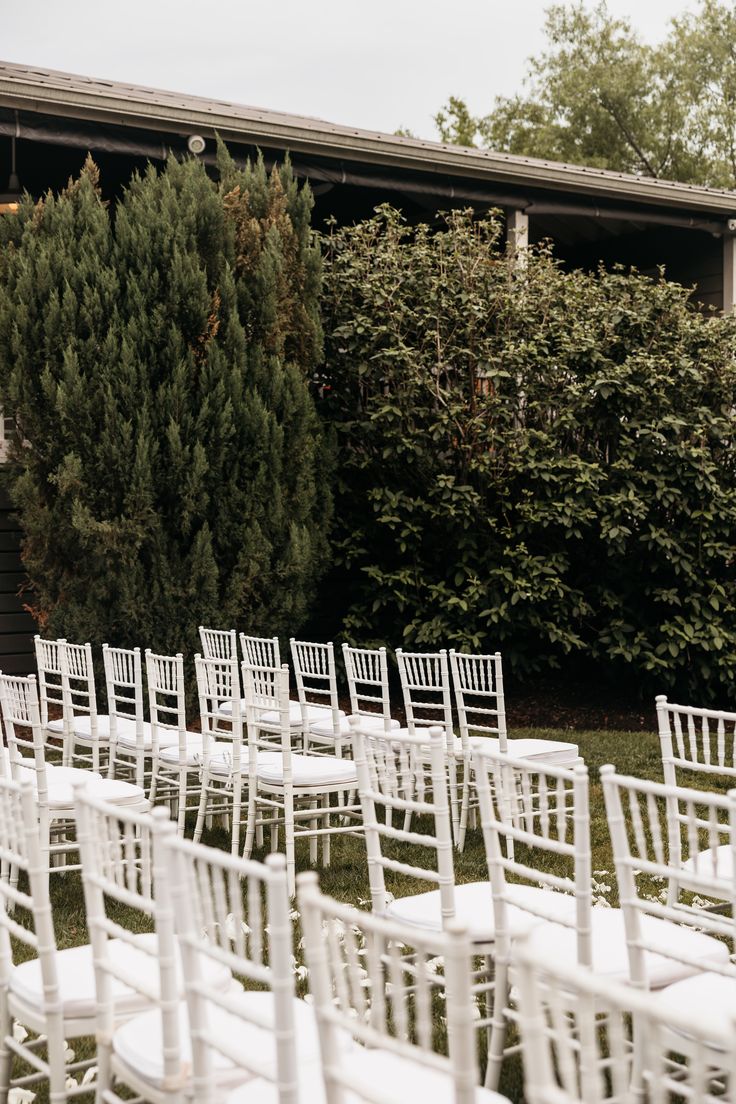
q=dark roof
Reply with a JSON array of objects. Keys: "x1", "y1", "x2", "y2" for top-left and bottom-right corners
[{"x1": 1, "y1": 59, "x2": 735, "y2": 220}]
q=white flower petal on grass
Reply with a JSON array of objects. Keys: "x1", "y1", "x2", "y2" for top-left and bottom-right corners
[
  {"x1": 63, "y1": 1042, "x2": 75, "y2": 1062},
  {"x1": 12, "y1": 1024, "x2": 28, "y2": 1043},
  {"x1": 8, "y1": 1089, "x2": 35, "y2": 1103},
  {"x1": 82, "y1": 1067, "x2": 97, "y2": 1086}
]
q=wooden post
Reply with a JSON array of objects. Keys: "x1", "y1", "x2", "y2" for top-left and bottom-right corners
[
  {"x1": 723, "y1": 233, "x2": 736, "y2": 314},
  {"x1": 506, "y1": 208, "x2": 529, "y2": 267}
]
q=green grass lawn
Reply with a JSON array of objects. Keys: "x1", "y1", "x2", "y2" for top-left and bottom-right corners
[{"x1": 24, "y1": 726, "x2": 668, "y2": 1103}]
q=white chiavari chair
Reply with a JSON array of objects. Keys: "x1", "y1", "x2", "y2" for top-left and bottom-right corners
[
  {"x1": 61, "y1": 640, "x2": 114, "y2": 774},
  {"x1": 474, "y1": 746, "x2": 729, "y2": 1091},
  {"x1": 242, "y1": 663, "x2": 359, "y2": 895},
  {"x1": 193, "y1": 653, "x2": 246, "y2": 855},
  {"x1": 0, "y1": 777, "x2": 115, "y2": 1100},
  {"x1": 146, "y1": 650, "x2": 215, "y2": 835},
  {"x1": 166, "y1": 841, "x2": 324, "y2": 1104},
  {"x1": 104, "y1": 644, "x2": 178, "y2": 794},
  {"x1": 657, "y1": 695, "x2": 736, "y2": 900},
  {"x1": 341, "y1": 643, "x2": 397, "y2": 733},
  {"x1": 601, "y1": 766, "x2": 736, "y2": 1030},
  {"x1": 33, "y1": 634, "x2": 67, "y2": 753},
  {"x1": 290, "y1": 639, "x2": 346, "y2": 756},
  {"x1": 74, "y1": 790, "x2": 234, "y2": 1104},
  {"x1": 396, "y1": 648, "x2": 460, "y2": 839},
  {"x1": 298, "y1": 871, "x2": 511, "y2": 1104},
  {"x1": 354, "y1": 722, "x2": 494, "y2": 942},
  {"x1": 450, "y1": 650, "x2": 578, "y2": 849},
  {"x1": 304, "y1": 641, "x2": 399, "y2": 756},
  {"x1": 0, "y1": 672, "x2": 146, "y2": 877},
  {"x1": 515, "y1": 940, "x2": 736, "y2": 1104}
]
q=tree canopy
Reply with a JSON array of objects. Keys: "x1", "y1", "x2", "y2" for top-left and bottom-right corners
[{"x1": 435, "y1": 0, "x2": 736, "y2": 188}]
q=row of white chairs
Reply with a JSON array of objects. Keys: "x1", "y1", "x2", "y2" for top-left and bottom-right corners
[{"x1": 2, "y1": 740, "x2": 735, "y2": 1103}]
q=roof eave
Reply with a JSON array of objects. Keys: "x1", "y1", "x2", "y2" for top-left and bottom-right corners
[{"x1": 2, "y1": 77, "x2": 736, "y2": 217}]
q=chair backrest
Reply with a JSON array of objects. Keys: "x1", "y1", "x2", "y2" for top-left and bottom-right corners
[
  {"x1": 473, "y1": 743, "x2": 591, "y2": 963},
  {"x1": 145, "y1": 649, "x2": 187, "y2": 753},
  {"x1": 657, "y1": 694, "x2": 736, "y2": 786},
  {"x1": 0, "y1": 777, "x2": 59, "y2": 1000},
  {"x1": 290, "y1": 638, "x2": 341, "y2": 734},
  {"x1": 74, "y1": 788, "x2": 181, "y2": 1083},
  {"x1": 352, "y1": 723, "x2": 455, "y2": 916},
  {"x1": 198, "y1": 626, "x2": 237, "y2": 662},
  {"x1": 103, "y1": 643, "x2": 144, "y2": 744},
  {"x1": 600, "y1": 765, "x2": 736, "y2": 985},
  {"x1": 449, "y1": 650, "x2": 507, "y2": 753},
  {"x1": 396, "y1": 648, "x2": 453, "y2": 737},
  {"x1": 0, "y1": 672, "x2": 51, "y2": 818},
  {"x1": 165, "y1": 837, "x2": 295, "y2": 1104},
  {"x1": 298, "y1": 871, "x2": 481, "y2": 1104},
  {"x1": 33, "y1": 635, "x2": 66, "y2": 730},
  {"x1": 515, "y1": 939, "x2": 736, "y2": 1104},
  {"x1": 341, "y1": 644, "x2": 393, "y2": 730},
  {"x1": 240, "y1": 632, "x2": 280, "y2": 670},
  {"x1": 195, "y1": 653, "x2": 242, "y2": 773},
  {"x1": 62, "y1": 640, "x2": 99, "y2": 735},
  {"x1": 242, "y1": 662, "x2": 291, "y2": 765}
]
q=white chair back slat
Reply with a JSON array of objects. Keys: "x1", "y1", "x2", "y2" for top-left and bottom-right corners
[
  {"x1": 600, "y1": 765, "x2": 736, "y2": 985},
  {"x1": 342, "y1": 644, "x2": 393, "y2": 731},
  {"x1": 193, "y1": 653, "x2": 245, "y2": 854},
  {"x1": 240, "y1": 632, "x2": 280, "y2": 670},
  {"x1": 199, "y1": 626, "x2": 238, "y2": 662},
  {"x1": 298, "y1": 872, "x2": 483, "y2": 1104},
  {"x1": 353, "y1": 723, "x2": 455, "y2": 918},
  {"x1": 165, "y1": 837, "x2": 296, "y2": 1103}
]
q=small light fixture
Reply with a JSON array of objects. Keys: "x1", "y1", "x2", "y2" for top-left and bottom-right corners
[{"x1": 0, "y1": 135, "x2": 22, "y2": 215}]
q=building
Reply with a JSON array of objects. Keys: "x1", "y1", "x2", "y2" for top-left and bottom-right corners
[{"x1": 1, "y1": 59, "x2": 736, "y2": 669}]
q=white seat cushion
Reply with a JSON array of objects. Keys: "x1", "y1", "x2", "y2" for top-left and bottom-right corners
[
  {"x1": 65, "y1": 714, "x2": 113, "y2": 743},
  {"x1": 257, "y1": 702, "x2": 339, "y2": 728},
  {"x1": 226, "y1": 1046, "x2": 510, "y2": 1104},
  {"x1": 256, "y1": 752, "x2": 358, "y2": 788},
  {"x1": 523, "y1": 905, "x2": 730, "y2": 987},
  {"x1": 113, "y1": 720, "x2": 179, "y2": 751},
  {"x1": 681, "y1": 844, "x2": 733, "y2": 886},
  {"x1": 11, "y1": 934, "x2": 231, "y2": 1020},
  {"x1": 113, "y1": 993, "x2": 320, "y2": 1088},
  {"x1": 216, "y1": 697, "x2": 247, "y2": 718},
  {"x1": 158, "y1": 735, "x2": 229, "y2": 768},
  {"x1": 309, "y1": 713, "x2": 399, "y2": 740},
  {"x1": 386, "y1": 882, "x2": 577, "y2": 943},
  {"x1": 17, "y1": 763, "x2": 145, "y2": 809},
  {"x1": 507, "y1": 737, "x2": 579, "y2": 764},
  {"x1": 46, "y1": 718, "x2": 65, "y2": 734},
  {"x1": 655, "y1": 972, "x2": 736, "y2": 1050}
]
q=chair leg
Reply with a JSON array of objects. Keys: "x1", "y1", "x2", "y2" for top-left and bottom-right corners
[
  {"x1": 193, "y1": 772, "x2": 209, "y2": 845},
  {"x1": 321, "y1": 794, "x2": 331, "y2": 867},
  {"x1": 176, "y1": 769, "x2": 188, "y2": 835},
  {"x1": 46, "y1": 1017, "x2": 68, "y2": 1104},
  {"x1": 484, "y1": 959, "x2": 509, "y2": 1091},
  {"x1": 285, "y1": 794, "x2": 296, "y2": 896},
  {"x1": 243, "y1": 794, "x2": 257, "y2": 859},
  {"x1": 231, "y1": 786, "x2": 242, "y2": 857},
  {"x1": 458, "y1": 774, "x2": 470, "y2": 852},
  {"x1": 309, "y1": 802, "x2": 319, "y2": 865},
  {"x1": 0, "y1": 988, "x2": 11, "y2": 1104}
]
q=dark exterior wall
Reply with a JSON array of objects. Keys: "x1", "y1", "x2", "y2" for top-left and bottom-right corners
[{"x1": 0, "y1": 487, "x2": 34, "y2": 674}]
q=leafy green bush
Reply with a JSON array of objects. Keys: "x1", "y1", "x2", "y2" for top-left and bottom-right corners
[
  {"x1": 0, "y1": 150, "x2": 332, "y2": 655},
  {"x1": 320, "y1": 205, "x2": 736, "y2": 692}
]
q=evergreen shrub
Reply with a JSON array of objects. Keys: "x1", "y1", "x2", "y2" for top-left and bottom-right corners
[
  {"x1": 320, "y1": 206, "x2": 736, "y2": 693},
  {"x1": 0, "y1": 149, "x2": 332, "y2": 655}
]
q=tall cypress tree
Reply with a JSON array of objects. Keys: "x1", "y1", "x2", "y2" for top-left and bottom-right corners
[{"x1": 0, "y1": 151, "x2": 332, "y2": 655}]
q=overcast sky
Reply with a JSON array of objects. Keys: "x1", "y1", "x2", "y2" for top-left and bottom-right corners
[{"x1": 2, "y1": 0, "x2": 698, "y2": 139}]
